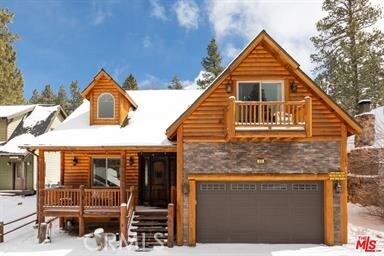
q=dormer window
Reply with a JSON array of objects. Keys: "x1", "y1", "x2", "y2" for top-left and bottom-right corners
[{"x1": 97, "y1": 93, "x2": 115, "y2": 118}]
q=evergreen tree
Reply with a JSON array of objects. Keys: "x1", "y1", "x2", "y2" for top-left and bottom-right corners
[
  {"x1": 68, "y1": 80, "x2": 83, "y2": 113},
  {"x1": 56, "y1": 85, "x2": 69, "y2": 113},
  {"x1": 0, "y1": 9, "x2": 24, "y2": 104},
  {"x1": 29, "y1": 89, "x2": 41, "y2": 104},
  {"x1": 168, "y1": 75, "x2": 183, "y2": 90},
  {"x1": 311, "y1": 0, "x2": 384, "y2": 114},
  {"x1": 40, "y1": 84, "x2": 56, "y2": 104},
  {"x1": 197, "y1": 38, "x2": 224, "y2": 89},
  {"x1": 122, "y1": 74, "x2": 139, "y2": 90}
]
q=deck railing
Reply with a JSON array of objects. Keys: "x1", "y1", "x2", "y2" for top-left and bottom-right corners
[
  {"x1": 227, "y1": 96, "x2": 312, "y2": 137},
  {"x1": 44, "y1": 187, "x2": 125, "y2": 209}
]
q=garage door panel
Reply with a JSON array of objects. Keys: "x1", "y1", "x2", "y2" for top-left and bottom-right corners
[{"x1": 197, "y1": 181, "x2": 324, "y2": 243}]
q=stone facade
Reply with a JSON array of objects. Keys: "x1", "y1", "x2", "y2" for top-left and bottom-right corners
[
  {"x1": 333, "y1": 184, "x2": 341, "y2": 244},
  {"x1": 184, "y1": 141, "x2": 340, "y2": 174},
  {"x1": 182, "y1": 141, "x2": 341, "y2": 242}
]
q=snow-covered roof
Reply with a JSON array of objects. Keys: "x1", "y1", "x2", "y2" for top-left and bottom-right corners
[
  {"x1": 0, "y1": 105, "x2": 35, "y2": 119},
  {"x1": 0, "y1": 105, "x2": 61, "y2": 155},
  {"x1": 348, "y1": 106, "x2": 384, "y2": 151},
  {"x1": 26, "y1": 90, "x2": 203, "y2": 148}
]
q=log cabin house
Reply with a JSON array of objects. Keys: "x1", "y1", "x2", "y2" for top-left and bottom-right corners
[{"x1": 26, "y1": 31, "x2": 361, "y2": 246}]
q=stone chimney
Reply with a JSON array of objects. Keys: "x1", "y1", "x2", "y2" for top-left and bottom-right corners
[{"x1": 354, "y1": 99, "x2": 375, "y2": 147}]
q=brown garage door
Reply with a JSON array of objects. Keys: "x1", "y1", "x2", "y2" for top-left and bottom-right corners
[{"x1": 196, "y1": 181, "x2": 323, "y2": 243}]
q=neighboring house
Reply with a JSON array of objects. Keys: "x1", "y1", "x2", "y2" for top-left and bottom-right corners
[
  {"x1": 27, "y1": 31, "x2": 361, "y2": 246},
  {"x1": 0, "y1": 105, "x2": 66, "y2": 192},
  {"x1": 348, "y1": 101, "x2": 384, "y2": 206}
]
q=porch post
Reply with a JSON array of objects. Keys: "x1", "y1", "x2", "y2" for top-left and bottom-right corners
[
  {"x1": 59, "y1": 151, "x2": 65, "y2": 229},
  {"x1": 120, "y1": 151, "x2": 127, "y2": 204},
  {"x1": 176, "y1": 126, "x2": 184, "y2": 245},
  {"x1": 37, "y1": 149, "x2": 45, "y2": 229}
]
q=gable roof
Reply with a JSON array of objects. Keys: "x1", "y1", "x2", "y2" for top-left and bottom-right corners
[
  {"x1": 0, "y1": 105, "x2": 35, "y2": 119},
  {"x1": 166, "y1": 30, "x2": 362, "y2": 138},
  {"x1": 81, "y1": 69, "x2": 138, "y2": 109},
  {"x1": 0, "y1": 105, "x2": 64, "y2": 155}
]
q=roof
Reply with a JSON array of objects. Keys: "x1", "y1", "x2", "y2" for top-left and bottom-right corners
[
  {"x1": 165, "y1": 30, "x2": 362, "y2": 138},
  {"x1": 0, "y1": 105, "x2": 35, "y2": 119},
  {"x1": 348, "y1": 106, "x2": 384, "y2": 151},
  {"x1": 81, "y1": 69, "x2": 138, "y2": 109},
  {"x1": 25, "y1": 90, "x2": 202, "y2": 148},
  {"x1": 0, "y1": 105, "x2": 63, "y2": 155}
]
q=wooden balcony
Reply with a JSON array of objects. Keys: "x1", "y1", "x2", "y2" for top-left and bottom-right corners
[{"x1": 226, "y1": 96, "x2": 312, "y2": 138}]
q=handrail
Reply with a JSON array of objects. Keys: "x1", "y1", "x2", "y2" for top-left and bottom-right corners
[
  {"x1": 0, "y1": 212, "x2": 37, "y2": 243},
  {"x1": 120, "y1": 186, "x2": 135, "y2": 246}
]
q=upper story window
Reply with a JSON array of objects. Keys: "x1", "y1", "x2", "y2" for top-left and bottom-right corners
[
  {"x1": 238, "y1": 81, "x2": 283, "y2": 102},
  {"x1": 97, "y1": 93, "x2": 115, "y2": 118}
]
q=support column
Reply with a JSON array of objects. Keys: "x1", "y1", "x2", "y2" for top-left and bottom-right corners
[
  {"x1": 324, "y1": 179, "x2": 334, "y2": 245},
  {"x1": 59, "y1": 151, "x2": 65, "y2": 229},
  {"x1": 176, "y1": 126, "x2": 184, "y2": 245},
  {"x1": 37, "y1": 149, "x2": 45, "y2": 227},
  {"x1": 79, "y1": 185, "x2": 85, "y2": 237},
  {"x1": 120, "y1": 151, "x2": 127, "y2": 204}
]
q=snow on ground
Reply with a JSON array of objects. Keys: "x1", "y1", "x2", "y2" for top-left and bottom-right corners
[{"x1": 1, "y1": 197, "x2": 384, "y2": 256}]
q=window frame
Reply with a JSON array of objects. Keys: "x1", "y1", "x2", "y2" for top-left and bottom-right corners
[
  {"x1": 91, "y1": 156, "x2": 121, "y2": 188},
  {"x1": 236, "y1": 80, "x2": 284, "y2": 102},
  {"x1": 97, "y1": 93, "x2": 115, "y2": 119}
]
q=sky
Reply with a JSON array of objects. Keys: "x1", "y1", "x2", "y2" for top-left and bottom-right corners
[{"x1": 1, "y1": 0, "x2": 384, "y2": 98}]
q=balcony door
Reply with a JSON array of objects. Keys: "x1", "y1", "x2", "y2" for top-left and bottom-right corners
[{"x1": 237, "y1": 81, "x2": 283, "y2": 102}]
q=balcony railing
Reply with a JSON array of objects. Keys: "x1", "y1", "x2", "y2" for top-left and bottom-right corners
[
  {"x1": 226, "y1": 96, "x2": 312, "y2": 138},
  {"x1": 44, "y1": 187, "x2": 124, "y2": 210}
]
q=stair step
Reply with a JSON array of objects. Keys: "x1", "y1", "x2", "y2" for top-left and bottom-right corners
[
  {"x1": 133, "y1": 221, "x2": 167, "y2": 227},
  {"x1": 133, "y1": 216, "x2": 168, "y2": 221},
  {"x1": 129, "y1": 233, "x2": 168, "y2": 238},
  {"x1": 134, "y1": 210, "x2": 167, "y2": 216},
  {"x1": 137, "y1": 240, "x2": 167, "y2": 246},
  {"x1": 131, "y1": 227, "x2": 167, "y2": 233}
]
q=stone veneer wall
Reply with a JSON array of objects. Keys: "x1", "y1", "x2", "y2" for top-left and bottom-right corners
[
  {"x1": 333, "y1": 183, "x2": 341, "y2": 244},
  {"x1": 182, "y1": 141, "x2": 341, "y2": 242}
]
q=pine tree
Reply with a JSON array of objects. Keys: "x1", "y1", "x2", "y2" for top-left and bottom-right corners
[
  {"x1": 122, "y1": 74, "x2": 139, "y2": 90},
  {"x1": 168, "y1": 75, "x2": 183, "y2": 90},
  {"x1": 197, "y1": 38, "x2": 224, "y2": 89},
  {"x1": 0, "y1": 9, "x2": 24, "y2": 104},
  {"x1": 40, "y1": 84, "x2": 56, "y2": 104},
  {"x1": 68, "y1": 80, "x2": 83, "y2": 113},
  {"x1": 56, "y1": 85, "x2": 69, "y2": 113},
  {"x1": 311, "y1": 0, "x2": 384, "y2": 114},
  {"x1": 29, "y1": 89, "x2": 41, "y2": 104}
]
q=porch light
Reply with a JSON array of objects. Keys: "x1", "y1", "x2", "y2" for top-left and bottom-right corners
[
  {"x1": 129, "y1": 156, "x2": 134, "y2": 166},
  {"x1": 72, "y1": 157, "x2": 78, "y2": 166},
  {"x1": 334, "y1": 181, "x2": 342, "y2": 193},
  {"x1": 290, "y1": 82, "x2": 298, "y2": 93},
  {"x1": 226, "y1": 81, "x2": 232, "y2": 93}
]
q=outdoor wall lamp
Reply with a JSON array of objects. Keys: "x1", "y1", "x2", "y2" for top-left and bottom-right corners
[
  {"x1": 226, "y1": 80, "x2": 232, "y2": 93},
  {"x1": 290, "y1": 82, "x2": 298, "y2": 93},
  {"x1": 72, "y1": 157, "x2": 78, "y2": 166},
  {"x1": 129, "y1": 156, "x2": 134, "y2": 166},
  {"x1": 334, "y1": 181, "x2": 342, "y2": 193}
]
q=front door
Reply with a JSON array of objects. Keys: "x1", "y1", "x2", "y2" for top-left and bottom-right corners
[
  {"x1": 13, "y1": 162, "x2": 25, "y2": 190},
  {"x1": 139, "y1": 153, "x2": 176, "y2": 207},
  {"x1": 150, "y1": 158, "x2": 167, "y2": 207}
]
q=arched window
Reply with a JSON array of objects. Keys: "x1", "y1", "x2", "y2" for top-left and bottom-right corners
[{"x1": 97, "y1": 93, "x2": 115, "y2": 118}]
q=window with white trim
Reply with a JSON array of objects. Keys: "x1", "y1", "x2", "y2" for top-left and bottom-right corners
[
  {"x1": 97, "y1": 93, "x2": 115, "y2": 118},
  {"x1": 238, "y1": 81, "x2": 283, "y2": 102}
]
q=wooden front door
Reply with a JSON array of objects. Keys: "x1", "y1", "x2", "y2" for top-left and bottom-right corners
[
  {"x1": 139, "y1": 153, "x2": 176, "y2": 207},
  {"x1": 150, "y1": 158, "x2": 167, "y2": 207}
]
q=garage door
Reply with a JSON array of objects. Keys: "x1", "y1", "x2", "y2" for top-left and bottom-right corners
[{"x1": 197, "y1": 181, "x2": 323, "y2": 243}]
